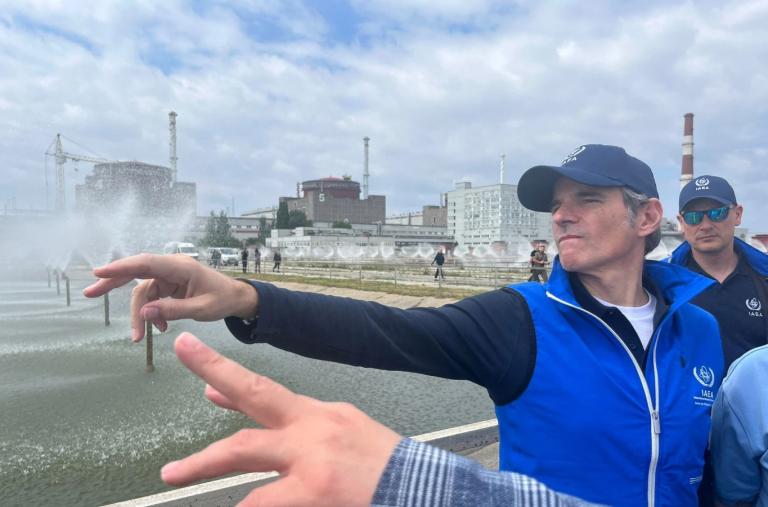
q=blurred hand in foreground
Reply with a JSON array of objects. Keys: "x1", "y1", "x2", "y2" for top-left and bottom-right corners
[
  {"x1": 163, "y1": 332, "x2": 401, "y2": 507},
  {"x1": 83, "y1": 254, "x2": 258, "y2": 341}
]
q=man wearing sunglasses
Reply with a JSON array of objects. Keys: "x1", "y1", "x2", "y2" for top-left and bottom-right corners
[
  {"x1": 668, "y1": 175, "x2": 768, "y2": 507},
  {"x1": 669, "y1": 175, "x2": 768, "y2": 371}
]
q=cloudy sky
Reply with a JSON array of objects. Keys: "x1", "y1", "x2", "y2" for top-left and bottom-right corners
[{"x1": 2, "y1": 0, "x2": 767, "y2": 230}]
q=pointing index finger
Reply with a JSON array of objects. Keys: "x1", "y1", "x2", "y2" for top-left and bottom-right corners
[
  {"x1": 93, "y1": 253, "x2": 192, "y2": 283},
  {"x1": 174, "y1": 333, "x2": 302, "y2": 428}
]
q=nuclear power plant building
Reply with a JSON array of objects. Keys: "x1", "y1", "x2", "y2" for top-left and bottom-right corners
[
  {"x1": 282, "y1": 176, "x2": 385, "y2": 225},
  {"x1": 75, "y1": 161, "x2": 196, "y2": 218}
]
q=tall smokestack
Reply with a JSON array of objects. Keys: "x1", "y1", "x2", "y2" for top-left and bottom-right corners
[
  {"x1": 499, "y1": 153, "x2": 506, "y2": 184},
  {"x1": 169, "y1": 111, "x2": 178, "y2": 184},
  {"x1": 681, "y1": 113, "x2": 694, "y2": 189},
  {"x1": 363, "y1": 136, "x2": 370, "y2": 200}
]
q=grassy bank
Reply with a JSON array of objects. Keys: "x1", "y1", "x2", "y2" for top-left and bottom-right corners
[{"x1": 222, "y1": 270, "x2": 487, "y2": 299}]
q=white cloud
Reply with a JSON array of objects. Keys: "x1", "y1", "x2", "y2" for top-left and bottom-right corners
[{"x1": 1, "y1": 0, "x2": 767, "y2": 233}]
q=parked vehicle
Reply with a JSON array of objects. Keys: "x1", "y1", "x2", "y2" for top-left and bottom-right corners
[
  {"x1": 163, "y1": 242, "x2": 200, "y2": 261},
  {"x1": 206, "y1": 247, "x2": 239, "y2": 266}
]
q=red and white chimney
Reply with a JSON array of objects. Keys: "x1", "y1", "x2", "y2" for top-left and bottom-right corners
[{"x1": 680, "y1": 113, "x2": 694, "y2": 189}]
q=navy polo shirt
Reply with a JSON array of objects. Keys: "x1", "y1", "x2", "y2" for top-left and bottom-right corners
[
  {"x1": 686, "y1": 253, "x2": 768, "y2": 370},
  {"x1": 569, "y1": 271, "x2": 669, "y2": 367}
]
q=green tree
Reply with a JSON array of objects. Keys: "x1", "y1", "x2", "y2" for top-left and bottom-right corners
[
  {"x1": 276, "y1": 201, "x2": 290, "y2": 229},
  {"x1": 288, "y1": 209, "x2": 311, "y2": 228},
  {"x1": 202, "y1": 210, "x2": 240, "y2": 247},
  {"x1": 203, "y1": 211, "x2": 217, "y2": 245},
  {"x1": 332, "y1": 220, "x2": 352, "y2": 229},
  {"x1": 256, "y1": 216, "x2": 271, "y2": 245}
]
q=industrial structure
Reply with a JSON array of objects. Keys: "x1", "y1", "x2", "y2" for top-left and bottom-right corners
[
  {"x1": 446, "y1": 179, "x2": 552, "y2": 250},
  {"x1": 46, "y1": 134, "x2": 115, "y2": 212},
  {"x1": 52, "y1": 112, "x2": 198, "y2": 218},
  {"x1": 280, "y1": 138, "x2": 385, "y2": 225},
  {"x1": 387, "y1": 203, "x2": 448, "y2": 227},
  {"x1": 267, "y1": 221, "x2": 452, "y2": 251},
  {"x1": 75, "y1": 161, "x2": 196, "y2": 217},
  {"x1": 282, "y1": 176, "x2": 385, "y2": 225},
  {"x1": 680, "y1": 113, "x2": 694, "y2": 189}
]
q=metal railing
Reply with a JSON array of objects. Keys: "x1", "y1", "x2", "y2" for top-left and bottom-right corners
[{"x1": 229, "y1": 258, "x2": 537, "y2": 289}]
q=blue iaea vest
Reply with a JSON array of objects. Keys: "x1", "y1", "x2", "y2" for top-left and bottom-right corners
[{"x1": 498, "y1": 259, "x2": 724, "y2": 506}]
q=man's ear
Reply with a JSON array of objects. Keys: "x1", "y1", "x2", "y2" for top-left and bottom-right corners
[
  {"x1": 733, "y1": 204, "x2": 744, "y2": 227},
  {"x1": 638, "y1": 199, "x2": 663, "y2": 238}
]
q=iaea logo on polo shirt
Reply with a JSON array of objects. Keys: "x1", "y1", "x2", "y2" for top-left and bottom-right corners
[
  {"x1": 693, "y1": 365, "x2": 715, "y2": 388},
  {"x1": 746, "y1": 297, "x2": 763, "y2": 317},
  {"x1": 695, "y1": 177, "x2": 710, "y2": 190}
]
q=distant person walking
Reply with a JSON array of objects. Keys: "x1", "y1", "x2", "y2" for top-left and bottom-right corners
[
  {"x1": 253, "y1": 248, "x2": 261, "y2": 273},
  {"x1": 272, "y1": 251, "x2": 282, "y2": 273},
  {"x1": 211, "y1": 248, "x2": 221, "y2": 270},
  {"x1": 528, "y1": 243, "x2": 549, "y2": 283},
  {"x1": 241, "y1": 248, "x2": 249, "y2": 274},
  {"x1": 431, "y1": 250, "x2": 446, "y2": 281}
]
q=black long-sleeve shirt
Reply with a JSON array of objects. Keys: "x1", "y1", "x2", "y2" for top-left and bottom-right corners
[{"x1": 225, "y1": 276, "x2": 662, "y2": 405}]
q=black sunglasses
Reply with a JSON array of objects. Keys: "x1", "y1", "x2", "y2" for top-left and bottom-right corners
[{"x1": 681, "y1": 206, "x2": 732, "y2": 226}]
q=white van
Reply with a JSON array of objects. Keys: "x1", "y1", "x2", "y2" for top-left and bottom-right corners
[
  {"x1": 206, "y1": 247, "x2": 239, "y2": 266},
  {"x1": 163, "y1": 242, "x2": 200, "y2": 261}
]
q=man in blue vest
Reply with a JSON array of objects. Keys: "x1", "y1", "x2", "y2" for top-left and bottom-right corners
[
  {"x1": 668, "y1": 175, "x2": 768, "y2": 506},
  {"x1": 85, "y1": 144, "x2": 724, "y2": 506}
]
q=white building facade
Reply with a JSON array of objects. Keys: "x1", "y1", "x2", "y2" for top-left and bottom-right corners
[{"x1": 447, "y1": 181, "x2": 552, "y2": 248}]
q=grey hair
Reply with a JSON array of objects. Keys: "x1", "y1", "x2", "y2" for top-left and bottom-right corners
[{"x1": 622, "y1": 188, "x2": 661, "y2": 255}]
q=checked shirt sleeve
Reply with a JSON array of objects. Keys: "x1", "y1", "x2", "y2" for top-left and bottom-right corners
[{"x1": 372, "y1": 439, "x2": 599, "y2": 507}]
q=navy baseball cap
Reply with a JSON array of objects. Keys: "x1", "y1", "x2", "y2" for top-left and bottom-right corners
[
  {"x1": 679, "y1": 175, "x2": 737, "y2": 211},
  {"x1": 517, "y1": 144, "x2": 659, "y2": 212}
]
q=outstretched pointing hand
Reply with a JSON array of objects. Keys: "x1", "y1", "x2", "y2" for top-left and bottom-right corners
[
  {"x1": 164, "y1": 333, "x2": 401, "y2": 507},
  {"x1": 83, "y1": 254, "x2": 258, "y2": 342}
]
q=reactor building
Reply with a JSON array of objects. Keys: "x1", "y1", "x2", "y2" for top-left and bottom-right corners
[
  {"x1": 75, "y1": 161, "x2": 196, "y2": 218},
  {"x1": 281, "y1": 176, "x2": 385, "y2": 225}
]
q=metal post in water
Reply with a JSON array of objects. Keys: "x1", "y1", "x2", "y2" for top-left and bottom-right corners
[
  {"x1": 146, "y1": 321, "x2": 155, "y2": 372},
  {"x1": 104, "y1": 293, "x2": 110, "y2": 326},
  {"x1": 64, "y1": 273, "x2": 71, "y2": 307},
  {"x1": 47, "y1": 268, "x2": 51, "y2": 288},
  {"x1": 394, "y1": 265, "x2": 397, "y2": 286},
  {"x1": 55, "y1": 269, "x2": 60, "y2": 295}
]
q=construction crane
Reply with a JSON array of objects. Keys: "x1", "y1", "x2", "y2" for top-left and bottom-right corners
[{"x1": 45, "y1": 133, "x2": 118, "y2": 212}]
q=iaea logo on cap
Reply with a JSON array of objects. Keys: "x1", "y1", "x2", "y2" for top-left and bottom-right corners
[
  {"x1": 561, "y1": 145, "x2": 586, "y2": 165},
  {"x1": 695, "y1": 177, "x2": 710, "y2": 189}
]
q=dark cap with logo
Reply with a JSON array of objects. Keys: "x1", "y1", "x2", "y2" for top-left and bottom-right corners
[
  {"x1": 679, "y1": 175, "x2": 737, "y2": 211},
  {"x1": 517, "y1": 144, "x2": 659, "y2": 212}
]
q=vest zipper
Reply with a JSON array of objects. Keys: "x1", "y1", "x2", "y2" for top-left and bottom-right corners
[{"x1": 547, "y1": 292, "x2": 661, "y2": 507}]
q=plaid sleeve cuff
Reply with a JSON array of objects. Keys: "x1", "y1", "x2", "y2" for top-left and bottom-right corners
[{"x1": 372, "y1": 438, "x2": 598, "y2": 507}]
